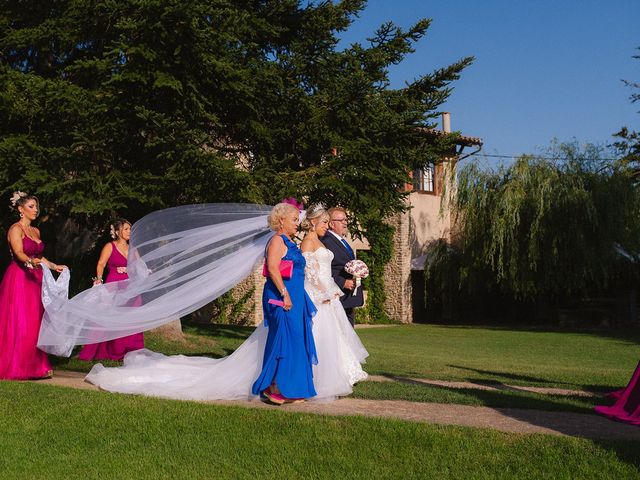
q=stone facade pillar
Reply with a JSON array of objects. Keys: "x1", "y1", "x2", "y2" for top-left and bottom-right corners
[
  {"x1": 225, "y1": 267, "x2": 264, "y2": 326},
  {"x1": 383, "y1": 211, "x2": 413, "y2": 323},
  {"x1": 189, "y1": 266, "x2": 264, "y2": 326},
  {"x1": 248, "y1": 268, "x2": 265, "y2": 325}
]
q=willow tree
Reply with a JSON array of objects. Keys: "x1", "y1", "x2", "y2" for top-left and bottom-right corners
[
  {"x1": 0, "y1": 1, "x2": 471, "y2": 319},
  {"x1": 450, "y1": 142, "x2": 640, "y2": 300},
  {"x1": 614, "y1": 47, "x2": 640, "y2": 177}
]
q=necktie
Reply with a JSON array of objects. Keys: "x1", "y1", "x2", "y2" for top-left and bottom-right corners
[{"x1": 340, "y1": 238, "x2": 355, "y2": 259}]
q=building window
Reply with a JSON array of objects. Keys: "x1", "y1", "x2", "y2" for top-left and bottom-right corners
[{"x1": 413, "y1": 165, "x2": 435, "y2": 193}]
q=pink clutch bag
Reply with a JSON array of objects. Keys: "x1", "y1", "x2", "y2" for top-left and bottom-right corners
[
  {"x1": 268, "y1": 299, "x2": 285, "y2": 307},
  {"x1": 262, "y1": 260, "x2": 293, "y2": 279}
]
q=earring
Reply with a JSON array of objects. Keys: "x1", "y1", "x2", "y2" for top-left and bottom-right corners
[{"x1": 19, "y1": 213, "x2": 24, "y2": 218}]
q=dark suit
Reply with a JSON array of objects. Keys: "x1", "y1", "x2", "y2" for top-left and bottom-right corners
[{"x1": 320, "y1": 231, "x2": 364, "y2": 326}]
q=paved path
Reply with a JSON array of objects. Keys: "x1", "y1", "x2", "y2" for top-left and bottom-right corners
[{"x1": 33, "y1": 370, "x2": 640, "y2": 441}]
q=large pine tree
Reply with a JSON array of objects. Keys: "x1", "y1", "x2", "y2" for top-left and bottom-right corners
[{"x1": 0, "y1": 1, "x2": 471, "y2": 317}]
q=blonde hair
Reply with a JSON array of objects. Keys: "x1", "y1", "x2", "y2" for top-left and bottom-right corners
[
  {"x1": 300, "y1": 205, "x2": 329, "y2": 232},
  {"x1": 267, "y1": 203, "x2": 299, "y2": 231},
  {"x1": 327, "y1": 206, "x2": 347, "y2": 219}
]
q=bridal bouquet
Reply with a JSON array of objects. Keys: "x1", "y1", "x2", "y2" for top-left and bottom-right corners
[{"x1": 344, "y1": 259, "x2": 369, "y2": 296}]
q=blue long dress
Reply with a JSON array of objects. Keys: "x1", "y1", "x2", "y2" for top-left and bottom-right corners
[{"x1": 252, "y1": 234, "x2": 318, "y2": 399}]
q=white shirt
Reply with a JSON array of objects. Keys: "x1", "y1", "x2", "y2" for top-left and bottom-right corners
[
  {"x1": 327, "y1": 230, "x2": 355, "y2": 256},
  {"x1": 327, "y1": 230, "x2": 345, "y2": 241}
]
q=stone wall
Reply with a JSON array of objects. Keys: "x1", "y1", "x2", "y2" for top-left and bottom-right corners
[
  {"x1": 236, "y1": 267, "x2": 264, "y2": 325},
  {"x1": 188, "y1": 266, "x2": 264, "y2": 326},
  {"x1": 383, "y1": 211, "x2": 413, "y2": 323},
  {"x1": 221, "y1": 267, "x2": 264, "y2": 326}
]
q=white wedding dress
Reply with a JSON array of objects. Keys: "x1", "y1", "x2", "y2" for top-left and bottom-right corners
[{"x1": 85, "y1": 247, "x2": 368, "y2": 401}]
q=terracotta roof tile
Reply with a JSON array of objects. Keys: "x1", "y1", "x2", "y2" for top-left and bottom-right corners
[{"x1": 417, "y1": 127, "x2": 483, "y2": 147}]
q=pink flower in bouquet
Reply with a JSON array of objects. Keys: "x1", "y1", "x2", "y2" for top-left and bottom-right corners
[
  {"x1": 345, "y1": 260, "x2": 369, "y2": 278},
  {"x1": 345, "y1": 259, "x2": 369, "y2": 296}
]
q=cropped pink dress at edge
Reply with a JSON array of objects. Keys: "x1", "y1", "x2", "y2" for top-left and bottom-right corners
[
  {"x1": 595, "y1": 362, "x2": 640, "y2": 426},
  {"x1": 0, "y1": 231, "x2": 52, "y2": 379},
  {"x1": 78, "y1": 242, "x2": 144, "y2": 361}
]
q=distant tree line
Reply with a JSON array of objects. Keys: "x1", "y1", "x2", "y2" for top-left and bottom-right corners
[{"x1": 423, "y1": 48, "x2": 640, "y2": 324}]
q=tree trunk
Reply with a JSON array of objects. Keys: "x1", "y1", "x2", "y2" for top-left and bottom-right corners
[{"x1": 150, "y1": 319, "x2": 184, "y2": 342}]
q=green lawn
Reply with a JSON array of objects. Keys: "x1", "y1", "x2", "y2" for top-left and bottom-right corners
[
  {"x1": 5, "y1": 322, "x2": 640, "y2": 478},
  {"x1": 0, "y1": 382, "x2": 638, "y2": 480},
  {"x1": 356, "y1": 324, "x2": 640, "y2": 391}
]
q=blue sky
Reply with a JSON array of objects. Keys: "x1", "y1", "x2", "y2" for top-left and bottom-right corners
[{"x1": 338, "y1": 0, "x2": 639, "y2": 164}]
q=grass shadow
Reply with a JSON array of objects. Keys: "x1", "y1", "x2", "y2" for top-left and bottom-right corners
[
  {"x1": 169, "y1": 348, "x2": 239, "y2": 358},
  {"x1": 446, "y1": 365, "x2": 560, "y2": 386},
  {"x1": 359, "y1": 375, "x2": 600, "y2": 413},
  {"x1": 592, "y1": 438, "x2": 640, "y2": 470},
  {"x1": 444, "y1": 365, "x2": 628, "y2": 393},
  {"x1": 433, "y1": 323, "x2": 640, "y2": 346},
  {"x1": 182, "y1": 321, "x2": 255, "y2": 340}
]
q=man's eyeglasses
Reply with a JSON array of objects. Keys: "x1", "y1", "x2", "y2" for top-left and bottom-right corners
[{"x1": 330, "y1": 218, "x2": 348, "y2": 223}]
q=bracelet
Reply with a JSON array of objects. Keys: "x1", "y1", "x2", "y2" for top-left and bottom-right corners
[
  {"x1": 92, "y1": 277, "x2": 103, "y2": 284},
  {"x1": 24, "y1": 258, "x2": 34, "y2": 269},
  {"x1": 280, "y1": 287, "x2": 288, "y2": 296}
]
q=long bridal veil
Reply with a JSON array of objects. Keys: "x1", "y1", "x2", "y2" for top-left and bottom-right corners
[{"x1": 38, "y1": 204, "x2": 272, "y2": 357}]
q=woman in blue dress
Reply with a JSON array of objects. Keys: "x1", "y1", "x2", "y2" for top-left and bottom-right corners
[{"x1": 252, "y1": 202, "x2": 318, "y2": 404}]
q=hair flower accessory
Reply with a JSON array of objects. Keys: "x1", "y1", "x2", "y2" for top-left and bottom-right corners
[
  {"x1": 345, "y1": 259, "x2": 369, "y2": 296},
  {"x1": 10, "y1": 191, "x2": 27, "y2": 207},
  {"x1": 281, "y1": 197, "x2": 304, "y2": 211},
  {"x1": 281, "y1": 197, "x2": 305, "y2": 223},
  {"x1": 109, "y1": 224, "x2": 117, "y2": 239}
]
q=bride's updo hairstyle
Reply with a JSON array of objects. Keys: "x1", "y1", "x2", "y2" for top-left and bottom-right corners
[{"x1": 300, "y1": 204, "x2": 329, "y2": 232}]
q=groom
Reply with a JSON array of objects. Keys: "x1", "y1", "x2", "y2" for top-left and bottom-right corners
[{"x1": 320, "y1": 207, "x2": 364, "y2": 327}]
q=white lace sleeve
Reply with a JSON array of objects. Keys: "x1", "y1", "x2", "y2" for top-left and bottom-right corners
[{"x1": 303, "y1": 251, "x2": 334, "y2": 306}]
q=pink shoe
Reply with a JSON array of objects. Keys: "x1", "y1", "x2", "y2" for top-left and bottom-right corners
[{"x1": 263, "y1": 388, "x2": 285, "y2": 405}]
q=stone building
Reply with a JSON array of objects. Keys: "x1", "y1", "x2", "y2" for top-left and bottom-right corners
[{"x1": 383, "y1": 113, "x2": 482, "y2": 323}]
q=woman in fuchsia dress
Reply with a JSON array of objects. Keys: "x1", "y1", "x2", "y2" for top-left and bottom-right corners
[
  {"x1": 78, "y1": 219, "x2": 144, "y2": 361},
  {"x1": 0, "y1": 192, "x2": 66, "y2": 379}
]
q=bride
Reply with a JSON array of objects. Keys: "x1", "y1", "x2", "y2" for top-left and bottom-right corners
[
  {"x1": 299, "y1": 205, "x2": 368, "y2": 396},
  {"x1": 84, "y1": 205, "x2": 368, "y2": 401}
]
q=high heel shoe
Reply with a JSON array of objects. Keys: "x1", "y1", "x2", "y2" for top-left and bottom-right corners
[{"x1": 263, "y1": 388, "x2": 285, "y2": 405}]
